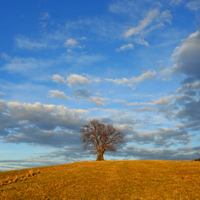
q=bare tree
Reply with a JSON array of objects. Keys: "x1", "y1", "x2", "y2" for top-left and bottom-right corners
[{"x1": 80, "y1": 119, "x2": 125, "y2": 161}]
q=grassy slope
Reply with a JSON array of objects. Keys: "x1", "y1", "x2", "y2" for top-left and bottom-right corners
[{"x1": 1, "y1": 160, "x2": 200, "y2": 199}]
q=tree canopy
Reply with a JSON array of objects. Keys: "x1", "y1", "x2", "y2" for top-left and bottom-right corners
[{"x1": 80, "y1": 119, "x2": 125, "y2": 161}]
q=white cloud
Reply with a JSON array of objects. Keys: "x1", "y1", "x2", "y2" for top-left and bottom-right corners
[
  {"x1": 79, "y1": 36, "x2": 86, "y2": 40},
  {"x1": 39, "y1": 12, "x2": 50, "y2": 29},
  {"x1": 158, "y1": 66, "x2": 172, "y2": 81},
  {"x1": 186, "y1": 0, "x2": 200, "y2": 10},
  {"x1": 135, "y1": 39, "x2": 149, "y2": 46},
  {"x1": 0, "y1": 92, "x2": 6, "y2": 95},
  {"x1": 105, "y1": 70, "x2": 156, "y2": 89},
  {"x1": 132, "y1": 70, "x2": 156, "y2": 82},
  {"x1": 161, "y1": 10, "x2": 172, "y2": 24},
  {"x1": 72, "y1": 89, "x2": 106, "y2": 106},
  {"x1": 174, "y1": 121, "x2": 200, "y2": 129},
  {"x1": 71, "y1": 109, "x2": 90, "y2": 115},
  {"x1": 176, "y1": 80, "x2": 200, "y2": 93},
  {"x1": 172, "y1": 30, "x2": 200, "y2": 80},
  {"x1": 75, "y1": 55, "x2": 102, "y2": 65},
  {"x1": 189, "y1": 81, "x2": 200, "y2": 89},
  {"x1": 146, "y1": 95, "x2": 154, "y2": 98},
  {"x1": 48, "y1": 90, "x2": 71, "y2": 100},
  {"x1": 64, "y1": 38, "x2": 78, "y2": 47},
  {"x1": 124, "y1": 9, "x2": 159, "y2": 37},
  {"x1": 52, "y1": 73, "x2": 101, "y2": 87},
  {"x1": 7, "y1": 101, "x2": 22, "y2": 108},
  {"x1": 113, "y1": 99, "x2": 127, "y2": 103},
  {"x1": 64, "y1": 38, "x2": 85, "y2": 51},
  {"x1": 1, "y1": 101, "x2": 87, "y2": 136},
  {"x1": 1, "y1": 52, "x2": 11, "y2": 61},
  {"x1": 89, "y1": 97, "x2": 108, "y2": 106},
  {"x1": 40, "y1": 22, "x2": 47, "y2": 29},
  {"x1": 15, "y1": 36, "x2": 48, "y2": 50},
  {"x1": 124, "y1": 95, "x2": 174, "y2": 107},
  {"x1": 52, "y1": 74, "x2": 66, "y2": 85},
  {"x1": 66, "y1": 74, "x2": 90, "y2": 87},
  {"x1": 124, "y1": 8, "x2": 172, "y2": 38},
  {"x1": 66, "y1": 74, "x2": 100, "y2": 87},
  {"x1": 108, "y1": 0, "x2": 135, "y2": 13},
  {"x1": 105, "y1": 78, "x2": 130, "y2": 86},
  {"x1": 40, "y1": 12, "x2": 50, "y2": 20},
  {"x1": 170, "y1": 0, "x2": 185, "y2": 5},
  {"x1": 116, "y1": 44, "x2": 134, "y2": 52},
  {"x1": 2, "y1": 57, "x2": 54, "y2": 76},
  {"x1": 152, "y1": 97, "x2": 170, "y2": 106}
]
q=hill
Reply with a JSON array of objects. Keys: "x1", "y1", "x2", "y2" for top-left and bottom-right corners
[{"x1": 1, "y1": 160, "x2": 200, "y2": 199}]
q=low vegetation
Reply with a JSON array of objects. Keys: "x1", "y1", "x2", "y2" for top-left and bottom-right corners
[
  {"x1": 1, "y1": 160, "x2": 200, "y2": 199},
  {"x1": 0, "y1": 169, "x2": 40, "y2": 187}
]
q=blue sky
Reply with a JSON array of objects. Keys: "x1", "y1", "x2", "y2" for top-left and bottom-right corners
[{"x1": 0, "y1": 0, "x2": 200, "y2": 171}]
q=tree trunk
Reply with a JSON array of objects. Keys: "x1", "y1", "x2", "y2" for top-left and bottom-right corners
[{"x1": 96, "y1": 152, "x2": 104, "y2": 161}]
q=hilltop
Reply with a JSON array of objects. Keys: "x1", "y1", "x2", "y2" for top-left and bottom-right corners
[{"x1": 1, "y1": 160, "x2": 200, "y2": 199}]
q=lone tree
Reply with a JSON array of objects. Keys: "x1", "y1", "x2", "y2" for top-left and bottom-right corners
[{"x1": 80, "y1": 119, "x2": 125, "y2": 161}]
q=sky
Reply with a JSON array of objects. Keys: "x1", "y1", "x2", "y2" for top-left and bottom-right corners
[{"x1": 0, "y1": 0, "x2": 200, "y2": 171}]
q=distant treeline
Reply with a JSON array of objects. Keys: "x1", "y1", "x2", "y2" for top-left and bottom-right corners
[{"x1": 193, "y1": 158, "x2": 200, "y2": 161}]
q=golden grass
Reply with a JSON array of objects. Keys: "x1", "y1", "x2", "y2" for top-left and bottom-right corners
[{"x1": 0, "y1": 160, "x2": 200, "y2": 199}]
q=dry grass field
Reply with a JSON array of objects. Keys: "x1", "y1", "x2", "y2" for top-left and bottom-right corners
[{"x1": 0, "y1": 160, "x2": 200, "y2": 199}]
